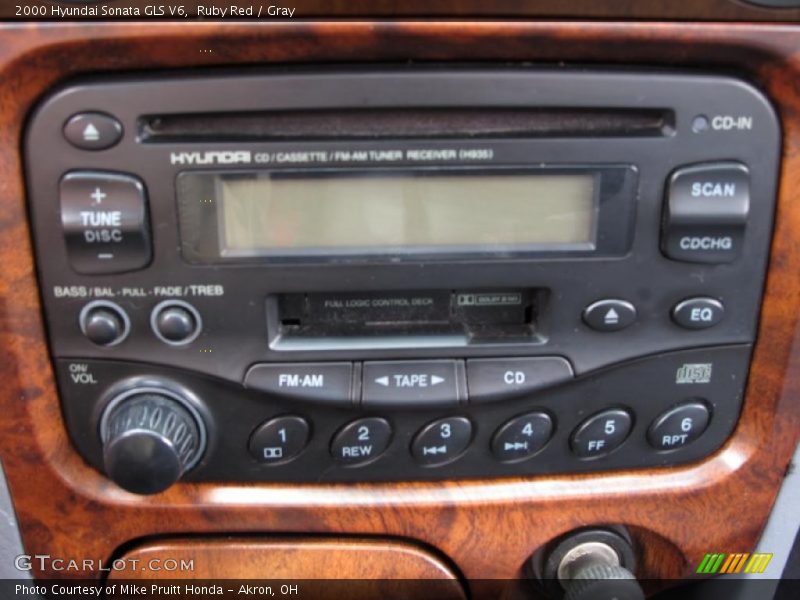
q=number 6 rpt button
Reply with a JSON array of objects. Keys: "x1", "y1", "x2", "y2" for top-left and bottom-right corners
[
  {"x1": 570, "y1": 409, "x2": 633, "y2": 458},
  {"x1": 647, "y1": 402, "x2": 711, "y2": 451}
]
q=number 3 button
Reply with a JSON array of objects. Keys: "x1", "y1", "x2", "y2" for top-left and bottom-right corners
[
  {"x1": 331, "y1": 417, "x2": 392, "y2": 466},
  {"x1": 411, "y1": 417, "x2": 473, "y2": 466}
]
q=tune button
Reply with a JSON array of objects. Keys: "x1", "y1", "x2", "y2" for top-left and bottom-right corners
[
  {"x1": 491, "y1": 412, "x2": 554, "y2": 462},
  {"x1": 582, "y1": 300, "x2": 637, "y2": 332},
  {"x1": 570, "y1": 409, "x2": 633, "y2": 459},
  {"x1": 647, "y1": 402, "x2": 710, "y2": 451},
  {"x1": 151, "y1": 300, "x2": 202, "y2": 345},
  {"x1": 411, "y1": 417, "x2": 472, "y2": 466},
  {"x1": 79, "y1": 300, "x2": 130, "y2": 346},
  {"x1": 330, "y1": 417, "x2": 392, "y2": 465},
  {"x1": 249, "y1": 415, "x2": 310, "y2": 464}
]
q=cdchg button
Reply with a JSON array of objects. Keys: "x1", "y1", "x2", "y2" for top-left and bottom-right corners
[{"x1": 662, "y1": 162, "x2": 750, "y2": 264}]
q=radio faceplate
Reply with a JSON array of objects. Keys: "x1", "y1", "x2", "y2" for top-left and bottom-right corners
[{"x1": 25, "y1": 68, "x2": 779, "y2": 485}]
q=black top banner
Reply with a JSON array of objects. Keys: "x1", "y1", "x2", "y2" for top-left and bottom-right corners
[{"x1": 4, "y1": 0, "x2": 800, "y2": 21}]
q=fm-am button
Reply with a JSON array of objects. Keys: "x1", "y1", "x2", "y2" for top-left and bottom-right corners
[{"x1": 244, "y1": 362, "x2": 355, "y2": 406}]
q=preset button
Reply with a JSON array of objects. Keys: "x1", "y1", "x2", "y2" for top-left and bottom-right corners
[
  {"x1": 647, "y1": 402, "x2": 710, "y2": 451},
  {"x1": 249, "y1": 415, "x2": 310, "y2": 464},
  {"x1": 570, "y1": 409, "x2": 633, "y2": 458},
  {"x1": 411, "y1": 417, "x2": 472, "y2": 466},
  {"x1": 330, "y1": 418, "x2": 392, "y2": 465},
  {"x1": 491, "y1": 412, "x2": 554, "y2": 462}
]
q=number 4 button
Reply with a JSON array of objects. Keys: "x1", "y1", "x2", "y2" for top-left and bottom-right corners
[{"x1": 491, "y1": 412, "x2": 554, "y2": 462}]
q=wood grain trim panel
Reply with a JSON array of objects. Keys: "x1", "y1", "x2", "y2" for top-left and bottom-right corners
[
  {"x1": 107, "y1": 537, "x2": 465, "y2": 589},
  {"x1": 0, "y1": 22, "x2": 799, "y2": 597}
]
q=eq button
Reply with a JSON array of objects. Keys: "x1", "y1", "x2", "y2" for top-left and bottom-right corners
[
  {"x1": 672, "y1": 297, "x2": 725, "y2": 330},
  {"x1": 362, "y1": 360, "x2": 465, "y2": 406}
]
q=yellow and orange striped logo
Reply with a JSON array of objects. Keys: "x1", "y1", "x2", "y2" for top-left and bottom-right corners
[{"x1": 696, "y1": 552, "x2": 773, "y2": 574}]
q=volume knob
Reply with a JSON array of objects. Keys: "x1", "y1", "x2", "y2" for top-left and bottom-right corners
[{"x1": 101, "y1": 391, "x2": 206, "y2": 495}]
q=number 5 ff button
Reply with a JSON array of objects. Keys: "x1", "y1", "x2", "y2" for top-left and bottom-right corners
[
  {"x1": 647, "y1": 402, "x2": 710, "y2": 451},
  {"x1": 60, "y1": 171, "x2": 151, "y2": 274},
  {"x1": 570, "y1": 409, "x2": 632, "y2": 458}
]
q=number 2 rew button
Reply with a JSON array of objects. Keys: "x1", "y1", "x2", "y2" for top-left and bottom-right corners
[{"x1": 330, "y1": 418, "x2": 392, "y2": 465}]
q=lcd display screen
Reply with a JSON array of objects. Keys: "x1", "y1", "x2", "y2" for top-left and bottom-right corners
[{"x1": 214, "y1": 171, "x2": 598, "y2": 257}]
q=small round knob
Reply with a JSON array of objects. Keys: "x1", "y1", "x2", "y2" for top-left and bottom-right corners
[
  {"x1": 151, "y1": 300, "x2": 202, "y2": 345},
  {"x1": 563, "y1": 564, "x2": 644, "y2": 600},
  {"x1": 80, "y1": 301, "x2": 129, "y2": 346},
  {"x1": 101, "y1": 391, "x2": 205, "y2": 494}
]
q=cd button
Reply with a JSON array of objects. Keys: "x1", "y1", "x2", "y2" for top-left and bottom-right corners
[
  {"x1": 330, "y1": 418, "x2": 392, "y2": 465},
  {"x1": 245, "y1": 362, "x2": 354, "y2": 406},
  {"x1": 570, "y1": 409, "x2": 632, "y2": 458},
  {"x1": 362, "y1": 360, "x2": 464, "y2": 406},
  {"x1": 249, "y1": 415, "x2": 310, "y2": 464},
  {"x1": 411, "y1": 417, "x2": 472, "y2": 466},
  {"x1": 467, "y1": 357, "x2": 573, "y2": 403},
  {"x1": 63, "y1": 112, "x2": 123, "y2": 150},
  {"x1": 582, "y1": 299, "x2": 637, "y2": 332},
  {"x1": 491, "y1": 412, "x2": 553, "y2": 462},
  {"x1": 671, "y1": 297, "x2": 724, "y2": 330}
]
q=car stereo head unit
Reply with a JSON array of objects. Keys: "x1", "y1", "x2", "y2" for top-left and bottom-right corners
[{"x1": 25, "y1": 68, "x2": 779, "y2": 491}]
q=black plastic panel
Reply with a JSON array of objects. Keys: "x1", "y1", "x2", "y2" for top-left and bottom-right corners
[
  {"x1": 24, "y1": 68, "x2": 779, "y2": 480},
  {"x1": 56, "y1": 345, "x2": 751, "y2": 482}
]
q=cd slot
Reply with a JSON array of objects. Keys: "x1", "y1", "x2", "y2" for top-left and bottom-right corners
[
  {"x1": 268, "y1": 289, "x2": 547, "y2": 352},
  {"x1": 140, "y1": 108, "x2": 674, "y2": 142}
]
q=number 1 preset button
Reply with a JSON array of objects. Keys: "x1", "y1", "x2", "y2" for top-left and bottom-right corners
[
  {"x1": 249, "y1": 415, "x2": 310, "y2": 464},
  {"x1": 330, "y1": 417, "x2": 393, "y2": 465}
]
